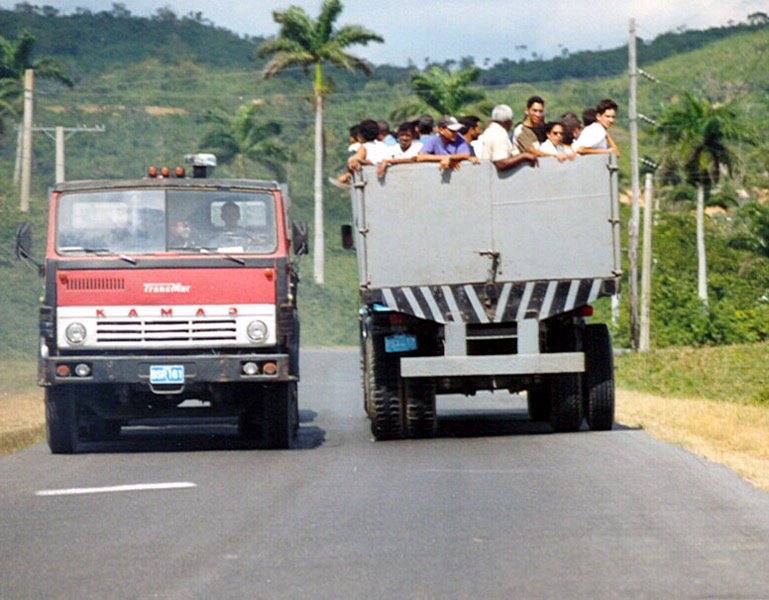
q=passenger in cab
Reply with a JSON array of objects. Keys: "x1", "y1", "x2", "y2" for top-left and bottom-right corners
[
  {"x1": 417, "y1": 116, "x2": 479, "y2": 171},
  {"x1": 538, "y1": 121, "x2": 576, "y2": 162},
  {"x1": 572, "y1": 99, "x2": 621, "y2": 156},
  {"x1": 477, "y1": 104, "x2": 538, "y2": 172}
]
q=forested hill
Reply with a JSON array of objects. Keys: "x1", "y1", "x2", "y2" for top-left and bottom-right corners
[
  {"x1": 0, "y1": 4, "x2": 268, "y2": 75},
  {"x1": 1, "y1": 5, "x2": 767, "y2": 84}
]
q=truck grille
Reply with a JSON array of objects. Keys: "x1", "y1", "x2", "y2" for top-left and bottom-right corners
[
  {"x1": 66, "y1": 277, "x2": 125, "y2": 291},
  {"x1": 96, "y1": 318, "x2": 237, "y2": 344}
]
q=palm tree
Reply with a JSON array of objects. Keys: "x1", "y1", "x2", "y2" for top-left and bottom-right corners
[
  {"x1": 0, "y1": 30, "x2": 73, "y2": 136},
  {"x1": 655, "y1": 92, "x2": 748, "y2": 305},
  {"x1": 390, "y1": 66, "x2": 489, "y2": 122},
  {"x1": 258, "y1": 0, "x2": 383, "y2": 285},
  {"x1": 200, "y1": 100, "x2": 292, "y2": 180}
]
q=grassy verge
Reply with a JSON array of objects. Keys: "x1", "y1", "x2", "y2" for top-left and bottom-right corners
[
  {"x1": 615, "y1": 342, "x2": 769, "y2": 405},
  {"x1": 0, "y1": 360, "x2": 44, "y2": 456},
  {"x1": 614, "y1": 343, "x2": 769, "y2": 493}
]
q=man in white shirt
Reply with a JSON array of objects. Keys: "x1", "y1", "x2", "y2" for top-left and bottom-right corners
[
  {"x1": 478, "y1": 104, "x2": 538, "y2": 171},
  {"x1": 347, "y1": 119, "x2": 392, "y2": 172},
  {"x1": 572, "y1": 99, "x2": 621, "y2": 156},
  {"x1": 377, "y1": 123, "x2": 423, "y2": 177}
]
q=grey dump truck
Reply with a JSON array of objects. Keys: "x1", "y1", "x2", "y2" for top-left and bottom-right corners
[{"x1": 346, "y1": 155, "x2": 620, "y2": 439}]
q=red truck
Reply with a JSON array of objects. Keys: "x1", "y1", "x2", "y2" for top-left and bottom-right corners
[{"x1": 16, "y1": 154, "x2": 307, "y2": 453}]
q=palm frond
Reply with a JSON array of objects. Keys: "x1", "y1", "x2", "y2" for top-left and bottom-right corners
[{"x1": 317, "y1": 0, "x2": 343, "y2": 44}]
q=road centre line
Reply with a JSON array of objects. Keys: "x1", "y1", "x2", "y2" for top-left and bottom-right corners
[{"x1": 35, "y1": 482, "x2": 197, "y2": 496}]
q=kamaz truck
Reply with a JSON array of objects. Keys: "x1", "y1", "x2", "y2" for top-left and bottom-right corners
[
  {"x1": 16, "y1": 155, "x2": 307, "y2": 452},
  {"x1": 346, "y1": 156, "x2": 620, "y2": 439}
]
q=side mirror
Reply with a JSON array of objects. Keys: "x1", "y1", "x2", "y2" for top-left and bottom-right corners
[
  {"x1": 341, "y1": 224, "x2": 354, "y2": 250},
  {"x1": 291, "y1": 220, "x2": 309, "y2": 256},
  {"x1": 15, "y1": 221, "x2": 44, "y2": 276}
]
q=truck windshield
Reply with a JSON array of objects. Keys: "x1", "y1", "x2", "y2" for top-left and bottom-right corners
[{"x1": 56, "y1": 189, "x2": 278, "y2": 255}]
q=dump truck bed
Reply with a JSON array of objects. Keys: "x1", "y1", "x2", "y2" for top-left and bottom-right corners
[{"x1": 351, "y1": 156, "x2": 621, "y2": 323}]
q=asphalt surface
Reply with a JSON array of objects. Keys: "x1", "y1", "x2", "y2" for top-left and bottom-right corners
[{"x1": 2, "y1": 348, "x2": 769, "y2": 599}]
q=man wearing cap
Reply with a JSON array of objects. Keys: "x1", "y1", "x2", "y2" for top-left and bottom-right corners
[
  {"x1": 417, "y1": 116, "x2": 480, "y2": 171},
  {"x1": 478, "y1": 104, "x2": 539, "y2": 171}
]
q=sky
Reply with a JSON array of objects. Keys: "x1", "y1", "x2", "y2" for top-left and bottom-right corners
[{"x1": 1, "y1": 0, "x2": 766, "y2": 67}]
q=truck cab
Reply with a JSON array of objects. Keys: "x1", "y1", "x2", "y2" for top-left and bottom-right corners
[{"x1": 17, "y1": 157, "x2": 308, "y2": 452}]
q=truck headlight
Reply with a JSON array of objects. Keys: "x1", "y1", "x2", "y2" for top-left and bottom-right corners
[
  {"x1": 246, "y1": 320, "x2": 268, "y2": 343},
  {"x1": 65, "y1": 322, "x2": 87, "y2": 345}
]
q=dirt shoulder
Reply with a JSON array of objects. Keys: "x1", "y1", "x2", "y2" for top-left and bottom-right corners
[
  {"x1": 0, "y1": 389, "x2": 44, "y2": 456},
  {"x1": 616, "y1": 389, "x2": 769, "y2": 494}
]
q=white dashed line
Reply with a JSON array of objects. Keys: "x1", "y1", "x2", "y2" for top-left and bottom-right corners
[{"x1": 35, "y1": 482, "x2": 197, "y2": 496}]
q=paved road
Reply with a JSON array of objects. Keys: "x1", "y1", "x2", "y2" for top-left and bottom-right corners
[{"x1": 2, "y1": 348, "x2": 769, "y2": 599}]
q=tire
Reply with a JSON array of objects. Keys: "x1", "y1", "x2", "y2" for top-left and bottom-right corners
[
  {"x1": 45, "y1": 386, "x2": 79, "y2": 454},
  {"x1": 404, "y1": 378, "x2": 437, "y2": 438},
  {"x1": 527, "y1": 384, "x2": 550, "y2": 421},
  {"x1": 264, "y1": 382, "x2": 298, "y2": 449},
  {"x1": 549, "y1": 374, "x2": 583, "y2": 433},
  {"x1": 368, "y1": 334, "x2": 404, "y2": 440},
  {"x1": 583, "y1": 324, "x2": 615, "y2": 431},
  {"x1": 362, "y1": 333, "x2": 373, "y2": 418}
]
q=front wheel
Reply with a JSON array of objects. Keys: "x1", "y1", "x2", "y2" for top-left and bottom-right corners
[
  {"x1": 264, "y1": 382, "x2": 299, "y2": 449},
  {"x1": 45, "y1": 387, "x2": 79, "y2": 454}
]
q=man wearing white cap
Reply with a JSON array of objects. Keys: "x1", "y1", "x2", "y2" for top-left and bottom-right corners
[{"x1": 417, "y1": 115, "x2": 480, "y2": 171}]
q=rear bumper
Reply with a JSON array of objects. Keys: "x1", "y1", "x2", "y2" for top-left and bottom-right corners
[
  {"x1": 400, "y1": 352, "x2": 584, "y2": 378},
  {"x1": 41, "y1": 352, "x2": 295, "y2": 387}
]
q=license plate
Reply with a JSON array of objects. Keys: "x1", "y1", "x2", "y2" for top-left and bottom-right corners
[
  {"x1": 150, "y1": 365, "x2": 185, "y2": 384},
  {"x1": 384, "y1": 334, "x2": 417, "y2": 353}
]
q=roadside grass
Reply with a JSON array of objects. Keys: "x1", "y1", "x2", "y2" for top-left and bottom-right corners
[
  {"x1": 0, "y1": 359, "x2": 44, "y2": 456},
  {"x1": 614, "y1": 342, "x2": 769, "y2": 493},
  {"x1": 614, "y1": 342, "x2": 769, "y2": 405}
]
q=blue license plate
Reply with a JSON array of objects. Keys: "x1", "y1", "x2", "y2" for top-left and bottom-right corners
[
  {"x1": 150, "y1": 365, "x2": 185, "y2": 384},
  {"x1": 384, "y1": 334, "x2": 417, "y2": 353}
]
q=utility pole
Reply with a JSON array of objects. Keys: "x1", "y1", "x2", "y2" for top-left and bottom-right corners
[
  {"x1": 628, "y1": 19, "x2": 641, "y2": 350},
  {"x1": 639, "y1": 172, "x2": 654, "y2": 352},
  {"x1": 20, "y1": 69, "x2": 34, "y2": 213},
  {"x1": 35, "y1": 125, "x2": 106, "y2": 183}
]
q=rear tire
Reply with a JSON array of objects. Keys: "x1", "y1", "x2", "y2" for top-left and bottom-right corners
[
  {"x1": 527, "y1": 384, "x2": 550, "y2": 421},
  {"x1": 549, "y1": 374, "x2": 583, "y2": 433},
  {"x1": 404, "y1": 378, "x2": 437, "y2": 438},
  {"x1": 583, "y1": 324, "x2": 615, "y2": 431},
  {"x1": 45, "y1": 387, "x2": 79, "y2": 454},
  {"x1": 368, "y1": 334, "x2": 404, "y2": 440}
]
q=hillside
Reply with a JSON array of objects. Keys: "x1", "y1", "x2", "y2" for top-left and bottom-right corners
[{"x1": 0, "y1": 12, "x2": 768, "y2": 356}]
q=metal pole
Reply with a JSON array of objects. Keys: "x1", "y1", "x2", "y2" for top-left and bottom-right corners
[
  {"x1": 628, "y1": 19, "x2": 641, "y2": 349},
  {"x1": 20, "y1": 69, "x2": 34, "y2": 213},
  {"x1": 55, "y1": 125, "x2": 65, "y2": 183},
  {"x1": 639, "y1": 172, "x2": 653, "y2": 352}
]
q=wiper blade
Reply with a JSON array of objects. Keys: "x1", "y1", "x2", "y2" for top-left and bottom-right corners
[{"x1": 58, "y1": 247, "x2": 136, "y2": 264}]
